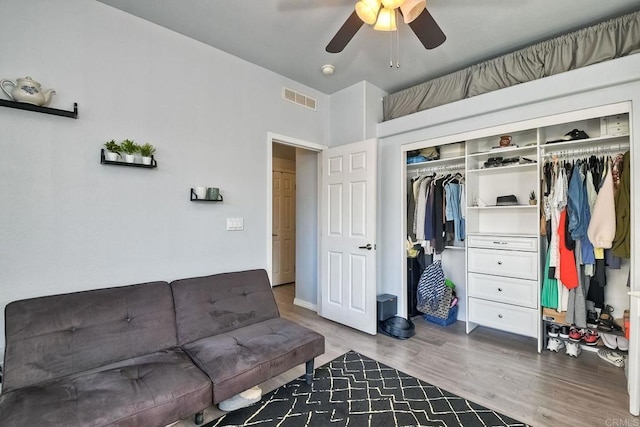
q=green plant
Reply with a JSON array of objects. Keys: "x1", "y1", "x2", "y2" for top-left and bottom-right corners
[
  {"x1": 120, "y1": 139, "x2": 139, "y2": 155},
  {"x1": 529, "y1": 190, "x2": 536, "y2": 200},
  {"x1": 139, "y1": 143, "x2": 156, "y2": 157},
  {"x1": 104, "y1": 139, "x2": 121, "y2": 153}
]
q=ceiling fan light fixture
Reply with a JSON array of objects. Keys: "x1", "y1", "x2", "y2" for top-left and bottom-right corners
[
  {"x1": 355, "y1": 0, "x2": 381, "y2": 25},
  {"x1": 381, "y1": 0, "x2": 405, "y2": 9},
  {"x1": 374, "y1": 7, "x2": 397, "y2": 31},
  {"x1": 399, "y1": 0, "x2": 426, "y2": 23}
]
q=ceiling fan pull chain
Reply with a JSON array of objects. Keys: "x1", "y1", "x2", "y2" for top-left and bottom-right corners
[
  {"x1": 389, "y1": 29, "x2": 393, "y2": 67},
  {"x1": 396, "y1": 10, "x2": 400, "y2": 68}
]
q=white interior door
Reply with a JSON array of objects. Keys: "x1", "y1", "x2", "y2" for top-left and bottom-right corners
[
  {"x1": 272, "y1": 170, "x2": 296, "y2": 285},
  {"x1": 320, "y1": 139, "x2": 377, "y2": 334}
]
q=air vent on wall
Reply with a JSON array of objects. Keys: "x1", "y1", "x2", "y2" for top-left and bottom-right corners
[{"x1": 282, "y1": 87, "x2": 317, "y2": 111}]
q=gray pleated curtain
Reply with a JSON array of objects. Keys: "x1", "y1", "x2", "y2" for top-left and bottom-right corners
[{"x1": 383, "y1": 10, "x2": 640, "y2": 121}]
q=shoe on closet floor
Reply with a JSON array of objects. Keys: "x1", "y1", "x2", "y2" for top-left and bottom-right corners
[
  {"x1": 582, "y1": 329, "x2": 599, "y2": 346},
  {"x1": 547, "y1": 337, "x2": 565, "y2": 352},
  {"x1": 547, "y1": 324, "x2": 560, "y2": 337},
  {"x1": 617, "y1": 336, "x2": 629, "y2": 351},
  {"x1": 568, "y1": 326, "x2": 583, "y2": 342},
  {"x1": 565, "y1": 341, "x2": 581, "y2": 357},
  {"x1": 598, "y1": 348, "x2": 625, "y2": 368},
  {"x1": 601, "y1": 333, "x2": 618, "y2": 350},
  {"x1": 559, "y1": 325, "x2": 570, "y2": 339}
]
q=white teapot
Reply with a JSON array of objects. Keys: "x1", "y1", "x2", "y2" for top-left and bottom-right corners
[{"x1": 1, "y1": 76, "x2": 56, "y2": 106}]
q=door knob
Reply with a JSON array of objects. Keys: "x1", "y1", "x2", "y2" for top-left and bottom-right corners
[{"x1": 358, "y1": 244, "x2": 373, "y2": 250}]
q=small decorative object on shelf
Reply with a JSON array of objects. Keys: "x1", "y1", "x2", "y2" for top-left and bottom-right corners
[
  {"x1": 120, "y1": 139, "x2": 139, "y2": 163},
  {"x1": 529, "y1": 190, "x2": 537, "y2": 205},
  {"x1": 1, "y1": 76, "x2": 55, "y2": 106},
  {"x1": 139, "y1": 143, "x2": 156, "y2": 166},
  {"x1": 190, "y1": 188, "x2": 223, "y2": 202},
  {"x1": 100, "y1": 149, "x2": 157, "y2": 168},
  {"x1": 103, "y1": 140, "x2": 121, "y2": 161}
]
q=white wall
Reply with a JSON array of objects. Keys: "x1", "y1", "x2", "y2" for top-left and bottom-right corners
[
  {"x1": 329, "y1": 81, "x2": 387, "y2": 146},
  {"x1": 0, "y1": 0, "x2": 328, "y2": 351},
  {"x1": 376, "y1": 54, "x2": 640, "y2": 319}
]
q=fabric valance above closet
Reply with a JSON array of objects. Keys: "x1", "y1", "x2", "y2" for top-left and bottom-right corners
[{"x1": 383, "y1": 10, "x2": 640, "y2": 121}]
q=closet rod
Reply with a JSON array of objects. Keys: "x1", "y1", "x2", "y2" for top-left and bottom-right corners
[
  {"x1": 413, "y1": 162, "x2": 465, "y2": 174},
  {"x1": 542, "y1": 143, "x2": 630, "y2": 158}
]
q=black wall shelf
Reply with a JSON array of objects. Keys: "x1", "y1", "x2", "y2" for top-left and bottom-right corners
[
  {"x1": 100, "y1": 149, "x2": 157, "y2": 168},
  {"x1": 0, "y1": 99, "x2": 78, "y2": 119},
  {"x1": 190, "y1": 189, "x2": 223, "y2": 202}
]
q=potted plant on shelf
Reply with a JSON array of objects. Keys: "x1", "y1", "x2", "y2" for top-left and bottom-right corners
[
  {"x1": 529, "y1": 190, "x2": 537, "y2": 205},
  {"x1": 103, "y1": 140, "x2": 121, "y2": 161},
  {"x1": 120, "y1": 139, "x2": 139, "y2": 163},
  {"x1": 139, "y1": 143, "x2": 156, "y2": 165}
]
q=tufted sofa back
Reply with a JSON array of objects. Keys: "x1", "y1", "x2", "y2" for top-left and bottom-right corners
[
  {"x1": 170, "y1": 269, "x2": 280, "y2": 345},
  {"x1": 2, "y1": 281, "x2": 177, "y2": 392}
]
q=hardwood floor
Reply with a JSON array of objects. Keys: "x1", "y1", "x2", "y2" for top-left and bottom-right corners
[{"x1": 175, "y1": 284, "x2": 636, "y2": 427}]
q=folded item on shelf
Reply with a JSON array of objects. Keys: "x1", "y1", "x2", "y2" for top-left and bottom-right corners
[
  {"x1": 546, "y1": 128, "x2": 590, "y2": 144},
  {"x1": 496, "y1": 195, "x2": 518, "y2": 206}
]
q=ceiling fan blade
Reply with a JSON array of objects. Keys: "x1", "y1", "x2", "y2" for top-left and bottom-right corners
[
  {"x1": 409, "y1": 8, "x2": 446, "y2": 49},
  {"x1": 326, "y1": 11, "x2": 364, "y2": 53}
]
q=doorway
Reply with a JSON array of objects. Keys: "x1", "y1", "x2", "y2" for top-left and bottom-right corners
[
  {"x1": 266, "y1": 132, "x2": 326, "y2": 312},
  {"x1": 272, "y1": 143, "x2": 296, "y2": 286}
]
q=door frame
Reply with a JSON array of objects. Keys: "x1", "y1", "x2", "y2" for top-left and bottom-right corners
[{"x1": 266, "y1": 132, "x2": 327, "y2": 295}]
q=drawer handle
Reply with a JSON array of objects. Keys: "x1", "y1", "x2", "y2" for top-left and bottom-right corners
[
  {"x1": 498, "y1": 314, "x2": 503, "y2": 319},
  {"x1": 497, "y1": 261, "x2": 503, "y2": 265},
  {"x1": 498, "y1": 288, "x2": 503, "y2": 292},
  {"x1": 493, "y1": 241, "x2": 507, "y2": 245}
]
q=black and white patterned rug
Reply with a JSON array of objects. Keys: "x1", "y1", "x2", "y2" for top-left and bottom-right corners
[{"x1": 206, "y1": 351, "x2": 527, "y2": 426}]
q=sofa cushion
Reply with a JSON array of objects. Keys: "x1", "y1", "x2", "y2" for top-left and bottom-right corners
[
  {"x1": 0, "y1": 348, "x2": 211, "y2": 427},
  {"x1": 171, "y1": 269, "x2": 280, "y2": 344},
  {"x1": 3, "y1": 281, "x2": 177, "y2": 392},
  {"x1": 182, "y1": 317, "x2": 325, "y2": 403}
]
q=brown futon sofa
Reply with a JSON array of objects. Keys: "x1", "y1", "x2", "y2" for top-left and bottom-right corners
[{"x1": 0, "y1": 269, "x2": 325, "y2": 426}]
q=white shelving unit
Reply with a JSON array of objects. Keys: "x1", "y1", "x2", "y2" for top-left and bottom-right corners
[{"x1": 403, "y1": 102, "x2": 632, "y2": 355}]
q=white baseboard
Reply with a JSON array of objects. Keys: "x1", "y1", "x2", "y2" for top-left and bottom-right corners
[{"x1": 293, "y1": 298, "x2": 317, "y2": 312}]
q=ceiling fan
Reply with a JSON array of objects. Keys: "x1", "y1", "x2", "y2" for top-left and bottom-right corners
[{"x1": 326, "y1": 0, "x2": 446, "y2": 53}]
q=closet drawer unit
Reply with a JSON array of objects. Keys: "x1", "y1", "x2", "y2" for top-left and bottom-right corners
[
  {"x1": 468, "y1": 273, "x2": 537, "y2": 308},
  {"x1": 467, "y1": 234, "x2": 537, "y2": 252},
  {"x1": 468, "y1": 248, "x2": 538, "y2": 280},
  {"x1": 468, "y1": 298, "x2": 538, "y2": 337}
]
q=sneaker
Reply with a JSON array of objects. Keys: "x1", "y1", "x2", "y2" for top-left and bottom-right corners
[
  {"x1": 547, "y1": 337, "x2": 565, "y2": 352},
  {"x1": 547, "y1": 324, "x2": 560, "y2": 337},
  {"x1": 582, "y1": 329, "x2": 599, "y2": 346},
  {"x1": 617, "y1": 336, "x2": 629, "y2": 352},
  {"x1": 601, "y1": 333, "x2": 618, "y2": 350},
  {"x1": 559, "y1": 325, "x2": 570, "y2": 339},
  {"x1": 568, "y1": 326, "x2": 583, "y2": 342},
  {"x1": 598, "y1": 348, "x2": 625, "y2": 367},
  {"x1": 566, "y1": 341, "x2": 582, "y2": 357}
]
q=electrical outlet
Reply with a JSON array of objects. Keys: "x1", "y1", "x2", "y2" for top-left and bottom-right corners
[{"x1": 226, "y1": 218, "x2": 244, "y2": 231}]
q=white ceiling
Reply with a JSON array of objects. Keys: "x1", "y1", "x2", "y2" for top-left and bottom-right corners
[{"x1": 97, "y1": 0, "x2": 640, "y2": 95}]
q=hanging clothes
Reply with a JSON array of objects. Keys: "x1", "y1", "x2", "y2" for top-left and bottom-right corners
[
  {"x1": 612, "y1": 151, "x2": 630, "y2": 258},
  {"x1": 588, "y1": 158, "x2": 616, "y2": 249},
  {"x1": 558, "y1": 208, "x2": 578, "y2": 289}
]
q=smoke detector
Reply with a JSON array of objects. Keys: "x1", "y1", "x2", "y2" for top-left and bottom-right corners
[{"x1": 321, "y1": 64, "x2": 335, "y2": 75}]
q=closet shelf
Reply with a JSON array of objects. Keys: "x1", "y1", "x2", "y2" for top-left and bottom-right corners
[
  {"x1": 467, "y1": 162, "x2": 538, "y2": 174},
  {"x1": 467, "y1": 205, "x2": 537, "y2": 210},
  {"x1": 406, "y1": 154, "x2": 466, "y2": 169},
  {"x1": 467, "y1": 144, "x2": 536, "y2": 158},
  {"x1": 541, "y1": 134, "x2": 630, "y2": 155}
]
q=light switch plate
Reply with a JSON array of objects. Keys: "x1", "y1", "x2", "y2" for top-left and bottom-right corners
[{"x1": 226, "y1": 218, "x2": 244, "y2": 231}]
